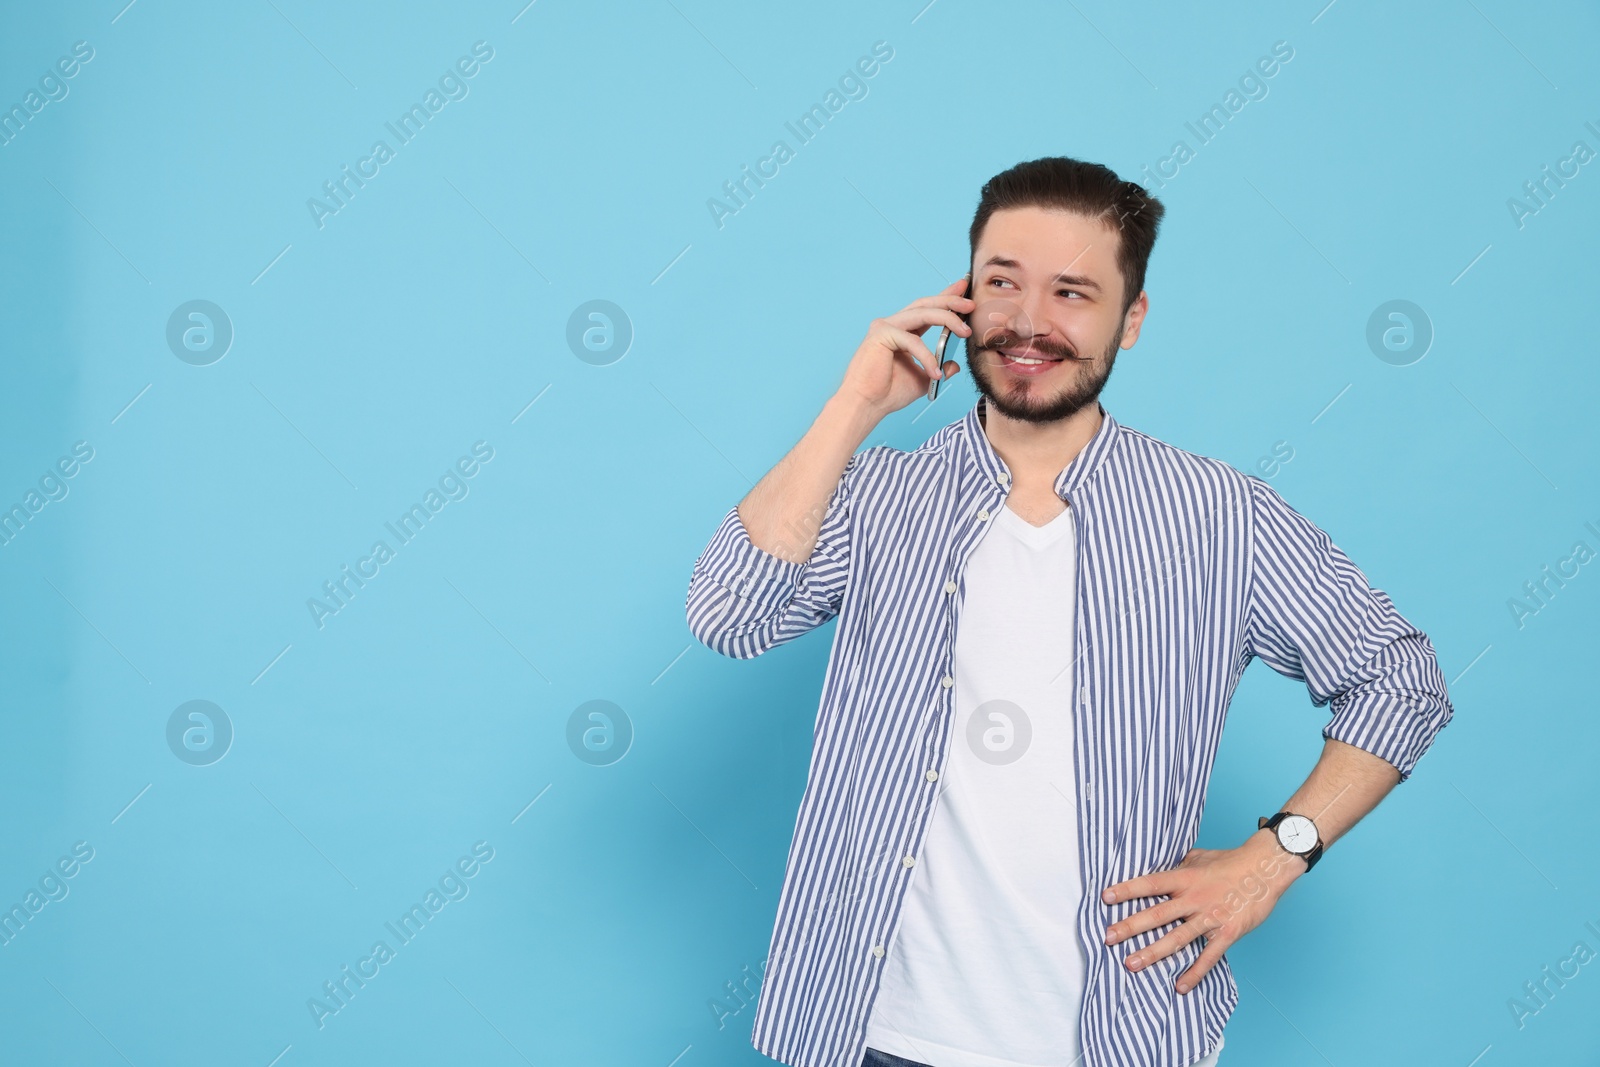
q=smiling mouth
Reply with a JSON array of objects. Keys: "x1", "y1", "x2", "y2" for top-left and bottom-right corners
[{"x1": 995, "y1": 346, "x2": 1079, "y2": 365}]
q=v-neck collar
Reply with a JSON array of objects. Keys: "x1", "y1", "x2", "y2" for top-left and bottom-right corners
[{"x1": 996, "y1": 499, "x2": 1076, "y2": 550}]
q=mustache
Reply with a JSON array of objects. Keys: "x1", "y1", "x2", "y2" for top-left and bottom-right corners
[{"x1": 974, "y1": 329, "x2": 1089, "y2": 362}]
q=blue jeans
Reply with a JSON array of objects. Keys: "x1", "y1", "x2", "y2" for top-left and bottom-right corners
[
  {"x1": 862, "y1": 1044, "x2": 1223, "y2": 1066},
  {"x1": 862, "y1": 1051, "x2": 929, "y2": 1067}
]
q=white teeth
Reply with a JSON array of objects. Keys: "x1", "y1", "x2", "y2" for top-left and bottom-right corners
[{"x1": 1005, "y1": 354, "x2": 1046, "y2": 365}]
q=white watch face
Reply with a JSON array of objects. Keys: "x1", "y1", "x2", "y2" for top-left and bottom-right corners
[{"x1": 1277, "y1": 814, "x2": 1318, "y2": 853}]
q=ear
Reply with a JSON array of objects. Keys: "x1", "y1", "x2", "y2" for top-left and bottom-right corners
[{"x1": 1120, "y1": 290, "x2": 1150, "y2": 348}]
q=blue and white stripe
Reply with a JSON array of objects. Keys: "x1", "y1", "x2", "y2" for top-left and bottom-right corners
[{"x1": 686, "y1": 394, "x2": 1453, "y2": 1067}]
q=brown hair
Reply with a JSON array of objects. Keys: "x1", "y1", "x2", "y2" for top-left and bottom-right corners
[{"x1": 968, "y1": 156, "x2": 1165, "y2": 317}]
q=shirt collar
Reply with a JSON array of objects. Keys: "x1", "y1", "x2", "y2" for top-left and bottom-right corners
[{"x1": 960, "y1": 393, "x2": 1122, "y2": 501}]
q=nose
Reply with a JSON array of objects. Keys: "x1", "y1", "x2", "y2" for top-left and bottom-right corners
[
  {"x1": 1018, "y1": 286, "x2": 1056, "y2": 344},
  {"x1": 975, "y1": 293, "x2": 1043, "y2": 350},
  {"x1": 979, "y1": 296, "x2": 1053, "y2": 351}
]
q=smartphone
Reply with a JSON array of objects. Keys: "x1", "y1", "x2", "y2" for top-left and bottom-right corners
[{"x1": 927, "y1": 273, "x2": 973, "y2": 402}]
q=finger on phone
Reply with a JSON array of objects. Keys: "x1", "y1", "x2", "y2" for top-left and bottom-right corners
[
  {"x1": 890, "y1": 306, "x2": 970, "y2": 340},
  {"x1": 940, "y1": 279, "x2": 972, "y2": 310},
  {"x1": 886, "y1": 325, "x2": 944, "y2": 381},
  {"x1": 909, "y1": 291, "x2": 976, "y2": 315}
]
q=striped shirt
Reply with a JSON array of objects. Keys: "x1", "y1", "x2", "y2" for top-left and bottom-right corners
[{"x1": 685, "y1": 394, "x2": 1453, "y2": 1067}]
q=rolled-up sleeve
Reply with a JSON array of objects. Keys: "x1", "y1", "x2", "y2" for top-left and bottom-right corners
[
  {"x1": 685, "y1": 453, "x2": 860, "y2": 660},
  {"x1": 1242, "y1": 475, "x2": 1454, "y2": 782}
]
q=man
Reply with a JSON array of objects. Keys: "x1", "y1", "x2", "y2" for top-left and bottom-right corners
[{"x1": 685, "y1": 157, "x2": 1453, "y2": 1067}]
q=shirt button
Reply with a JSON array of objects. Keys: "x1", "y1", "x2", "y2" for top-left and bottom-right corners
[
  {"x1": 943, "y1": 580, "x2": 957, "y2": 595},
  {"x1": 977, "y1": 508, "x2": 990, "y2": 521},
  {"x1": 871, "y1": 944, "x2": 885, "y2": 958},
  {"x1": 997, "y1": 472, "x2": 1010, "y2": 486},
  {"x1": 901, "y1": 855, "x2": 916, "y2": 869},
  {"x1": 924, "y1": 769, "x2": 939, "y2": 782},
  {"x1": 940, "y1": 675, "x2": 954, "y2": 689}
]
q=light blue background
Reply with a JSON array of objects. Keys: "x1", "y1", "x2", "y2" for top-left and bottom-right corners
[{"x1": 2, "y1": 1, "x2": 1596, "y2": 1064}]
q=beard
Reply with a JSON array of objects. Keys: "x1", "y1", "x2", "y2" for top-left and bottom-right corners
[{"x1": 967, "y1": 320, "x2": 1124, "y2": 425}]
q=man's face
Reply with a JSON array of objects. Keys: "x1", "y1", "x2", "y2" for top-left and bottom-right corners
[{"x1": 966, "y1": 205, "x2": 1147, "y2": 424}]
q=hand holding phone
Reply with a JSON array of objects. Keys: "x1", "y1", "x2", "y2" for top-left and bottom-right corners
[
  {"x1": 836, "y1": 278, "x2": 973, "y2": 418},
  {"x1": 927, "y1": 273, "x2": 973, "y2": 402}
]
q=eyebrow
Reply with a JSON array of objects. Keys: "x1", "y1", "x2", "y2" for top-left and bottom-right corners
[{"x1": 978, "y1": 256, "x2": 1104, "y2": 292}]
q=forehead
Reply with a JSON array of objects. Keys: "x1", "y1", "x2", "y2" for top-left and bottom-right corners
[{"x1": 974, "y1": 205, "x2": 1122, "y2": 281}]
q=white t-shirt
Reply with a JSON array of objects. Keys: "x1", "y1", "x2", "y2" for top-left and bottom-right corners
[{"x1": 864, "y1": 500, "x2": 1087, "y2": 1067}]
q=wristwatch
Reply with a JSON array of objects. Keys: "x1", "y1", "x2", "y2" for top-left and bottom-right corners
[{"x1": 1257, "y1": 811, "x2": 1323, "y2": 872}]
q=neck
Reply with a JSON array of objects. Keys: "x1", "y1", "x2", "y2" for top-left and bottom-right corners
[{"x1": 979, "y1": 396, "x2": 1104, "y2": 486}]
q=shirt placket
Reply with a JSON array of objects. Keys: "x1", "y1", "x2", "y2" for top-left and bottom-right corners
[{"x1": 864, "y1": 464, "x2": 1013, "y2": 965}]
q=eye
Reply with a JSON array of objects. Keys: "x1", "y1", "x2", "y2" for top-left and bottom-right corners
[
  {"x1": 987, "y1": 277, "x2": 1015, "y2": 289},
  {"x1": 1058, "y1": 289, "x2": 1084, "y2": 299}
]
